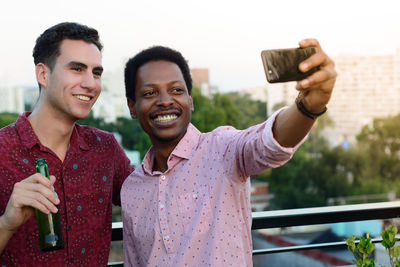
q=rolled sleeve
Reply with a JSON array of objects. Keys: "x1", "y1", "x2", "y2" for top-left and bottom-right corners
[{"x1": 262, "y1": 107, "x2": 307, "y2": 157}]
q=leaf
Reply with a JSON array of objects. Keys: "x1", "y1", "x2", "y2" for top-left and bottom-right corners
[{"x1": 390, "y1": 246, "x2": 400, "y2": 258}]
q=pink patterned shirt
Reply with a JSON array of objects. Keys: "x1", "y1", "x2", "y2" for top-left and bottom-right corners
[{"x1": 121, "y1": 110, "x2": 302, "y2": 267}]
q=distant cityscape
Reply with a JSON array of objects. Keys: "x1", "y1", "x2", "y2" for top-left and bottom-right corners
[{"x1": 1, "y1": 49, "x2": 400, "y2": 149}]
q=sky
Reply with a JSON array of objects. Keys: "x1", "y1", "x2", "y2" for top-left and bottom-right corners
[{"x1": 0, "y1": 0, "x2": 399, "y2": 92}]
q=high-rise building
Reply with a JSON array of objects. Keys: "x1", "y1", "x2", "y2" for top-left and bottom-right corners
[{"x1": 324, "y1": 51, "x2": 400, "y2": 146}]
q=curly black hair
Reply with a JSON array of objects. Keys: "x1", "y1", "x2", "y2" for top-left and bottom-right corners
[
  {"x1": 32, "y1": 22, "x2": 102, "y2": 71},
  {"x1": 124, "y1": 46, "x2": 192, "y2": 101}
]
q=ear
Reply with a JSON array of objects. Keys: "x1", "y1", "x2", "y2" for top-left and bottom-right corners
[
  {"x1": 35, "y1": 63, "x2": 49, "y2": 89},
  {"x1": 127, "y1": 98, "x2": 137, "y2": 119},
  {"x1": 190, "y1": 94, "x2": 194, "y2": 112}
]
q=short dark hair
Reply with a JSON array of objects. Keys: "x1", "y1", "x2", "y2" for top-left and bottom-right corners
[
  {"x1": 33, "y1": 22, "x2": 103, "y2": 71},
  {"x1": 124, "y1": 46, "x2": 192, "y2": 101}
]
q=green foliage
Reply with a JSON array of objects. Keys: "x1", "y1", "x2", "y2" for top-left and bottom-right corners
[
  {"x1": 0, "y1": 112, "x2": 18, "y2": 128},
  {"x1": 224, "y1": 92, "x2": 267, "y2": 129},
  {"x1": 347, "y1": 226, "x2": 400, "y2": 267},
  {"x1": 113, "y1": 117, "x2": 151, "y2": 157},
  {"x1": 356, "y1": 114, "x2": 400, "y2": 182},
  {"x1": 259, "y1": 118, "x2": 352, "y2": 209},
  {"x1": 191, "y1": 88, "x2": 241, "y2": 132},
  {"x1": 346, "y1": 233, "x2": 375, "y2": 267},
  {"x1": 381, "y1": 225, "x2": 400, "y2": 266}
]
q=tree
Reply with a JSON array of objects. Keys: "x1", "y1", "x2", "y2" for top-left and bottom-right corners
[
  {"x1": 225, "y1": 92, "x2": 267, "y2": 129},
  {"x1": 191, "y1": 87, "x2": 240, "y2": 132},
  {"x1": 356, "y1": 114, "x2": 400, "y2": 182}
]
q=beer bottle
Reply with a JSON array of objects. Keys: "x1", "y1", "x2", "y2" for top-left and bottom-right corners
[{"x1": 34, "y1": 158, "x2": 64, "y2": 251}]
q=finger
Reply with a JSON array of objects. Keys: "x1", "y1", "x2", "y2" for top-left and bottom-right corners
[
  {"x1": 14, "y1": 180, "x2": 60, "y2": 206},
  {"x1": 23, "y1": 173, "x2": 53, "y2": 188},
  {"x1": 299, "y1": 51, "x2": 328, "y2": 73},
  {"x1": 9, "y1": 189, "x2": 58, "y2": 214},
  {"x1": 299, "y1": 38, "x2": 321, "y2": 50}
]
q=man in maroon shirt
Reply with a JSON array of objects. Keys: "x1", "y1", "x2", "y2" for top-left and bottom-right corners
[{"x1": 0, "y1": 22, "x2": 133, "y2": 266}]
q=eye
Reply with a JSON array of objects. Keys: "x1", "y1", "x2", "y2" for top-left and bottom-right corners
[
  {"x1": 71, "y1": 66, "x2": 82, "y2": 72},
  {"x1": 171, "y1": 87, "x2": 184, "y2": 94},
  {"x1": 93, "y1": 71, "x2": 102, "y2": 78},
  {"x1": 143, "y1": 90, "x2": 155, "y2": 97}
]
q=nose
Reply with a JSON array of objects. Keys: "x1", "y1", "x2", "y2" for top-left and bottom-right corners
[
  {"x1": 157, "y1": 90, "x2": 173, "y2": 107},
  {"x1": 81, "y1": 73, "x2": 99, "y2": 91}
]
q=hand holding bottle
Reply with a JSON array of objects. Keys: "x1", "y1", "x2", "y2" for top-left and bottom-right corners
[{"x1": 0, "y1": 173, "x2": 59, "y2": 253}]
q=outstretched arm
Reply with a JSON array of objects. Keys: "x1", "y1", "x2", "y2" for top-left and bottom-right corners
[{"x1": 272, "y1": 38, "x2": 337, "y2": 147}]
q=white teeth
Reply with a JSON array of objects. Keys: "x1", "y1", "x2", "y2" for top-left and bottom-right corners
[
  {"x1": 75, "y1": 95, "x2": 90, "y2": 101},
  {"x1": 154, "y1": 114, "x2": 178, "y2": 123}
]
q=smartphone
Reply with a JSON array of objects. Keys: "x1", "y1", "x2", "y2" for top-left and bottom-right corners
[{"x1": 261, "y1": 47, "x2": 320, "y2": 83}]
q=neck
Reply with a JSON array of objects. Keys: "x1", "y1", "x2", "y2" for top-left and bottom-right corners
[
  {"x1": 28, "y1": 106, "x2": 76, "y2": 162},
  {"x1": 152, "y1": 139, "x2": 181, "y2": 173}
]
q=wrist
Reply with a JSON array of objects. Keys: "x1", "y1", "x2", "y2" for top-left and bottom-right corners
[
  {"x1": 0, "y1": 215, "x2": 16, "y2": 234},
  {"x1": 295, "y1": 93, "x2": 327, "y2": 120}
]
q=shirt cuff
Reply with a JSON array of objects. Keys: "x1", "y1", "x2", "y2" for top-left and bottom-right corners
[{"x1": 262, "y1": 107, "x2": 307, "y2": 154}]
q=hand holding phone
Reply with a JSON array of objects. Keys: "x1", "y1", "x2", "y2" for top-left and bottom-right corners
[{"x1": 261, "y1": 47, "x2": 320, "y2": 83}]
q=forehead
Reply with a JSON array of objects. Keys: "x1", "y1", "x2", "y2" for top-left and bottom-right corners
[
  {"x1": 137, "y1": 60, "x2": 185, "y2": 85},
  {"x1": 56, "y1": 39, "x2": 102, "y2": 66}
]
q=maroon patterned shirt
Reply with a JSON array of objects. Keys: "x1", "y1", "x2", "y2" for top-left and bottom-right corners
[{"x1": 0, "y1": 112, "x2": 134, "y2": 267}]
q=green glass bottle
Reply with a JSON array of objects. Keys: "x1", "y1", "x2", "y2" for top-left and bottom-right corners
[{"x1": 34, "y1": 158, "x2": 64, "y2": 251}]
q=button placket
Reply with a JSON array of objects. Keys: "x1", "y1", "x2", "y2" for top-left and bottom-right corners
[{"x1": 158, "y1": 174, "x2": 173, "y2": 253}]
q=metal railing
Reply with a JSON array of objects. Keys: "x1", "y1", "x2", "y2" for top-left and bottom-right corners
[{"x1": 108, "y1": 201, "x2": 400, "y2": 266}]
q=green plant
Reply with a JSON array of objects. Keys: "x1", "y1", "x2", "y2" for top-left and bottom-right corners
[
  {"x1": 346, "y1": 225, "x2": 400, "y2": 267},
  {"x1": 381, "y1": 225, "x2": 400, "y2": 267},
  {"x1": 346, "y1": 233, "x2": 375, "y2": 267}
]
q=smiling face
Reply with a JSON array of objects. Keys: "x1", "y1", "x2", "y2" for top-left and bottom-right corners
[
  {"x1": 128, "y1": 60, "x2": 193, "y2": 147},
  {"x1": 36, "y1": 39, "x2": 103, "y2": 122}
]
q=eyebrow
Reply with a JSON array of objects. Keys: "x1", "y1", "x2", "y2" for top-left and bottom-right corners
[
  {"x1": 142, "y1": 80, "x2": 185, "y2": 88},
  {"x1": 67, "y1": 61, "x2": 104, "y2": 73}
]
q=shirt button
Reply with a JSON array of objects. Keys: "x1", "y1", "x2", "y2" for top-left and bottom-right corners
[
  {"x1": 163, "y1": 235, "x2": 170, "y2": 241},
  {"x1": 160, "y1": 175, "x2": 166, "y2": 181},
  {"x1": 67, "y1": 226, "x2": 71, "y2": 231},
  {"x1": 193, "y1": 194, "x2": 198, "y2": 200},
  {"x1": 159, "y1": 204, "x2": 165, "y2": 209}
]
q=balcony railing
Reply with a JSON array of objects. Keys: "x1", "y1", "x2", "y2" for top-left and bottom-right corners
[{"x1": 108, "y1": 201, "x2": 400, "y2": 266}]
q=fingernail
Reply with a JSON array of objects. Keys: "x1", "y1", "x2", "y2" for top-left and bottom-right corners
[
  {"x1": 300, "y1": 63, "x2": 308, "y2": 71},
  {"x1": 53, "y1": 207, "x2": 58, "y2": 213}
]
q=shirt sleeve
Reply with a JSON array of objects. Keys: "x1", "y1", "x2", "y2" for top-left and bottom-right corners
[
  {"x1": 262, "y1": 107, "x2": 307, "y2": 157},
  {"x1": 112, "y1": 137, "x2": 134, "y2": 206},
  {"x1": 232, "y1": 107, "x2": 307, "y2": 179}
]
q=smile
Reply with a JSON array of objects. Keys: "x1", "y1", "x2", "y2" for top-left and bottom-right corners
[
  {"x1": 153, "y1": 114, "x2": 178, "y2": 123},
  {"x1": 74, "y1": 95, "x2": 91, "y2": 101}
]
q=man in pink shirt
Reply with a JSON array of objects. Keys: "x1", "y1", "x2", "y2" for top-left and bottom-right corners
[{"x1": 122, "y1": 39, "x2": 336, "y2": 266}]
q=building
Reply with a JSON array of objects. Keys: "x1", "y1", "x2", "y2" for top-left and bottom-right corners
[
  {"x1": 324, "y1": 50, "x2": 400, "y2": 146},
  {"x1": 0, "y1": 86, "x2": 25, "y2": 114},
  {"x1": 238, "y1": 86, "x2": 268, "y2": 103},
  {"x1": 191, "y1": 68, "x2": 210, "y2": 96},
  {"x1": 92, "y1": 69, "x2": 130, "y2": 122}
]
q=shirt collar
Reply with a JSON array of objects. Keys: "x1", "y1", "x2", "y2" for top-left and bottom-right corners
[
  {"x1": 16, "y1": 112, "x2": 89, "y2": 151},
  {"x1": 141, "y1": 123, "x2": 201, "y2": 174}
]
